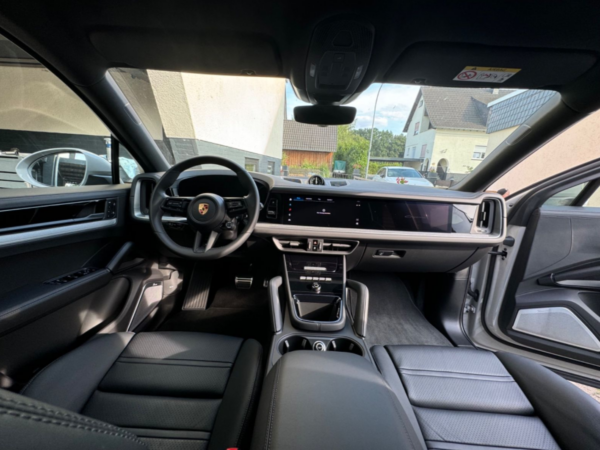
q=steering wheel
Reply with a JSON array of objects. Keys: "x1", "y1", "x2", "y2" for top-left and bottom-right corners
[{"x1": 149, "y1": 156, "x2": 260, "y2": 260}]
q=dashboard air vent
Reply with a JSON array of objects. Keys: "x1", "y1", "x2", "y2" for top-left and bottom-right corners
[
  {"x1": 284, "y1": 177, "x2": 302, "y2": 183},
  {"x1": 273, "y1": 238, "x2": 358, "y2": 254},
  {"x1": 139, "y1": 180, "x2": 156, "y2": 216},
  {"x1": 476, "y1": 200, "x2": 494, "y2": 233},
  {"x1": 276, "y1": 238, "x2": 308, "y2": 251},
  {"x1": 322, "y1": 239, "x2": 358, "y2": 253},
  {"x1": 330, "y1": 180, "x2": 347, "y2": 187}
]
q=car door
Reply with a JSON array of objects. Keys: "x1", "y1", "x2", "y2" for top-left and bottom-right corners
[
  {"x1": 461, "y1": 108, "x2": 600, "y2": 383},
  {"x1": 497, "y1": 182, "x2": 600, "y2": 367},
  {"x1": 0, "y1": 35, "x2": 146, "y2": 389}
]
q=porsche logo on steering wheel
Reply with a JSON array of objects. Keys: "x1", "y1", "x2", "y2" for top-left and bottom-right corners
[{"x1": 198, "y1": 203, "x2": 210, "y2": 215}]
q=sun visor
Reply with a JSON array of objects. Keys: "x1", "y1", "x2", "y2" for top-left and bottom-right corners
[
  {"x1": 386, "y1": 43, "x2": 597, "y2": 89},
  {"x1": 90, "y1": 29, "x2": 282, "y2": 76}
]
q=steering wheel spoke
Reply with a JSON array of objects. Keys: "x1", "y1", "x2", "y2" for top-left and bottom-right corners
[
  {"x1": 161, "y1": 196, "x2": 193, "y2": 215},
  {"x1": 193, "y1": 230, "x2": 221, "y2": 253}
]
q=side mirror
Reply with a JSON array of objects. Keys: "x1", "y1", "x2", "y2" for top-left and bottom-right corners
[{"x1": 15, "y1": 148, "x2": 112, "y2": 187}]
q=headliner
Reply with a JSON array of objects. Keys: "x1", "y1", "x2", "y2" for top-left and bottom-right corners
[{"x1": 0, "y1": 1, "x2": 597, "y2": 109}]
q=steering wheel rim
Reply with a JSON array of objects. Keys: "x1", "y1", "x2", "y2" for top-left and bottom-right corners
[{"x1": 149, "y1": 156, "x2": 260, "y2": 260}]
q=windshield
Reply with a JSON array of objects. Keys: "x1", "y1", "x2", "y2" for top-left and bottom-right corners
[
  {"x1": 110, "y1": 68, "x2": 557, "y2": 190},
  {"x1": 387, "y1": 168, "x2": 422, "y2": 178}
]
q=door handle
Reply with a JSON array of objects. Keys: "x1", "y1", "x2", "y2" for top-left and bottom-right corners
[
  {"x1": 539, "y1": 273, "x2": 600, "y2": 290},
  {"x1": 556, "y1": 280, "x2": 600, "y2": 289}
]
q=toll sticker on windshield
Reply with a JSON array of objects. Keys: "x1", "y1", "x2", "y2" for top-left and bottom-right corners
[{"x1": 453, "y1": 66, "x2": 520, "y2": 83}]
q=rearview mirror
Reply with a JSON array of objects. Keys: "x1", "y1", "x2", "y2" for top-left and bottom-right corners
[
  {"x1": 294, "y1": 105, "x2": 357, "y2": 126},
  {"x1": 16, "y1": 148, "x2": 112, "y2": 187}
]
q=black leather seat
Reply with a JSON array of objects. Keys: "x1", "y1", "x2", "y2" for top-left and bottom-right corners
[
  {"x1": 5, "y1": 331, "x2": 262, "y2": 450},
  {"x1": 5, "y1": 336, "x2": 600, "y2": 450},
  {"x1": 372, "y1": 345, "x2": 600, "y2": 450},
  {"x1": 250, "y1": 347, "x2": 600, "y2": 450}
]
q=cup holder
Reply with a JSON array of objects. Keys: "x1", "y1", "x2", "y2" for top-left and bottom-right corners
[
  {"x1": 327, "y1": 338, "x2": 364, "y2": 356},
  {"x1": 279, "y1": 335, "x2": 312, "y2": 354},
  {"x1": 278, "y1": 336, "x2": 364, "y2": 356}
]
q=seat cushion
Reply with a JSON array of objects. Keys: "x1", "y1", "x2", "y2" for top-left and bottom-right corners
[
  {"x1": 22, "y1": 331, "x2": 263, "y2": 450},
  {"x1": 373, "y1": 345, "x2": 561, "y2": 450}
]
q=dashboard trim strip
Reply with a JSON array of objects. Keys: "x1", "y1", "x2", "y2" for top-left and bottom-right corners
[
  {"x1": 0, "y1": 218, "x2": 117, "y2": 248},
  {"x1": 255, "y1": 222, "x2": 505, "y2": 244}
]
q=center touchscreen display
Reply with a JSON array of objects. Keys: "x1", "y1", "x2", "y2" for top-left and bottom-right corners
[{"x1": 284, "y1": 196, "x2": 454, "y2": 232}]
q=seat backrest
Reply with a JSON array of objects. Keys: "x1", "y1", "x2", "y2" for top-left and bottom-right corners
[{"x1": 0, "y1": 388, "x2": 146, "y2": 450}]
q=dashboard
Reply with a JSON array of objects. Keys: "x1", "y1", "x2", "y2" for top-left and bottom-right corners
[
  {"x1": 266, "y1": 194, "x2": 477, "y2": 233},
  {"x1": 175, "y1": 174, "x2": 270, "y2": 203},
  {"x1": 130, "y1": 170, "x2": 506, "y2": 272}
]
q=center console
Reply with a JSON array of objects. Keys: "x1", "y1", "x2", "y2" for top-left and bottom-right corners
[
  {"x1": 257, "y1": 229, "x2": 424, "y2": 449},
  {"x1": 267, "y1": 249, "x2": 371, "y2": 368},
  {"x1": 284, "y1": 253, "x2": 346, "y2": 332}
]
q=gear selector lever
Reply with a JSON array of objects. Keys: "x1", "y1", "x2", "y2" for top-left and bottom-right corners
[{"x1": 311, "y1": 282, "x2": 321, "y2": 293}]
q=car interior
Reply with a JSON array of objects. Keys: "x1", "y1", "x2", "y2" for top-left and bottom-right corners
[{"x1": 2, "y1": 1, "x2": 600, "y2": 449}]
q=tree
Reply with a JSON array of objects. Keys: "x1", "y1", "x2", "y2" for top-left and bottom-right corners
[
  {"x1": 353, "y1": 128, "x2": 406, "y2": 158},
  {"x1": 334, "y1": 125, "x2": 369, "y2": 176}
]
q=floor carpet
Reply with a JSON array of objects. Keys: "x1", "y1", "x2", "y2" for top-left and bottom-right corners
[
  {"x1": 159, "y1": 285, "x2": 271, "y2": 345},
  {"x1": 348, "y1": 272, "x2": 452, "y2": 347}
]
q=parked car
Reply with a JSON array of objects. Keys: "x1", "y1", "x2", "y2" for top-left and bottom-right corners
[{"x1": 372, "y1": 166, "x2": 434, "y2": 187}]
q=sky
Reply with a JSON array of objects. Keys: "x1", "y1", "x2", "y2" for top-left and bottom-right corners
[{"x1": 285, "y1": 82, "x2": 420, "y2": 135}]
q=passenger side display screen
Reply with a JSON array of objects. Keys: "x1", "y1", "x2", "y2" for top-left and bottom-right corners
[{"x1": 284, "y1": 195, "x2": 456, "y2": 233}]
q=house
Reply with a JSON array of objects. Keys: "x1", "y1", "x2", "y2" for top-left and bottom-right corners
[
  {"x1": 403, "y1": 87, "x2": 511, "y2": 179},
  {"x1": 282, "y1": 120, "x2": 337, "y2": 169},
  {"x1": 112, "y1": 69, "x2": 285, "y2": 174},
  {"x1": 486, "y1": 89, "x2": 558, "y2": 154}
]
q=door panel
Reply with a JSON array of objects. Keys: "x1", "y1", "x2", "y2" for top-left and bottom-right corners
[
  {"x1": 0, "y1": 186, "x2": 132, "y2": 385},
  {"x1": 523, "y1": 207, "x2": 600, "y2": 280},
  {"x1": 500, "y1": 206, "x2": 600, "y2": 367},
  {"x1": 0, "y1": 277, "x2": 130, "y2": 383}
]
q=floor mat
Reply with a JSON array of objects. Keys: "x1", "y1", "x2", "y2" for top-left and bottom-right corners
[
  {"x1": 348, "y1": 272, "x2": 451, "y2": 347},
  {"x1": 159, "y1": 286, "x2": 271, "y2": 344}
]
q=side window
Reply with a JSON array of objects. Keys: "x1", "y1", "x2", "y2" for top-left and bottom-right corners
[
  {"x1": 489, "y1": 108, "x2": 600, "y2": 195},
  {"x1": 544, "y1": 182, "x2": 600, "y2": 208},
  {"x1": 244, "y1": 157, "x2": 259, "y2": 172},
  {"x1": 0, "y1": 34, "x2": 140, "y2": 189},
  {"x1": 472, "y1": 145, "x2": 486, "y2": 160},
  {"x1": 544, "y1": 183, "x2": 587, "y2": 206},
  {"x1": 118, "y1": 145, "x2": 143, "y2": 183}
]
